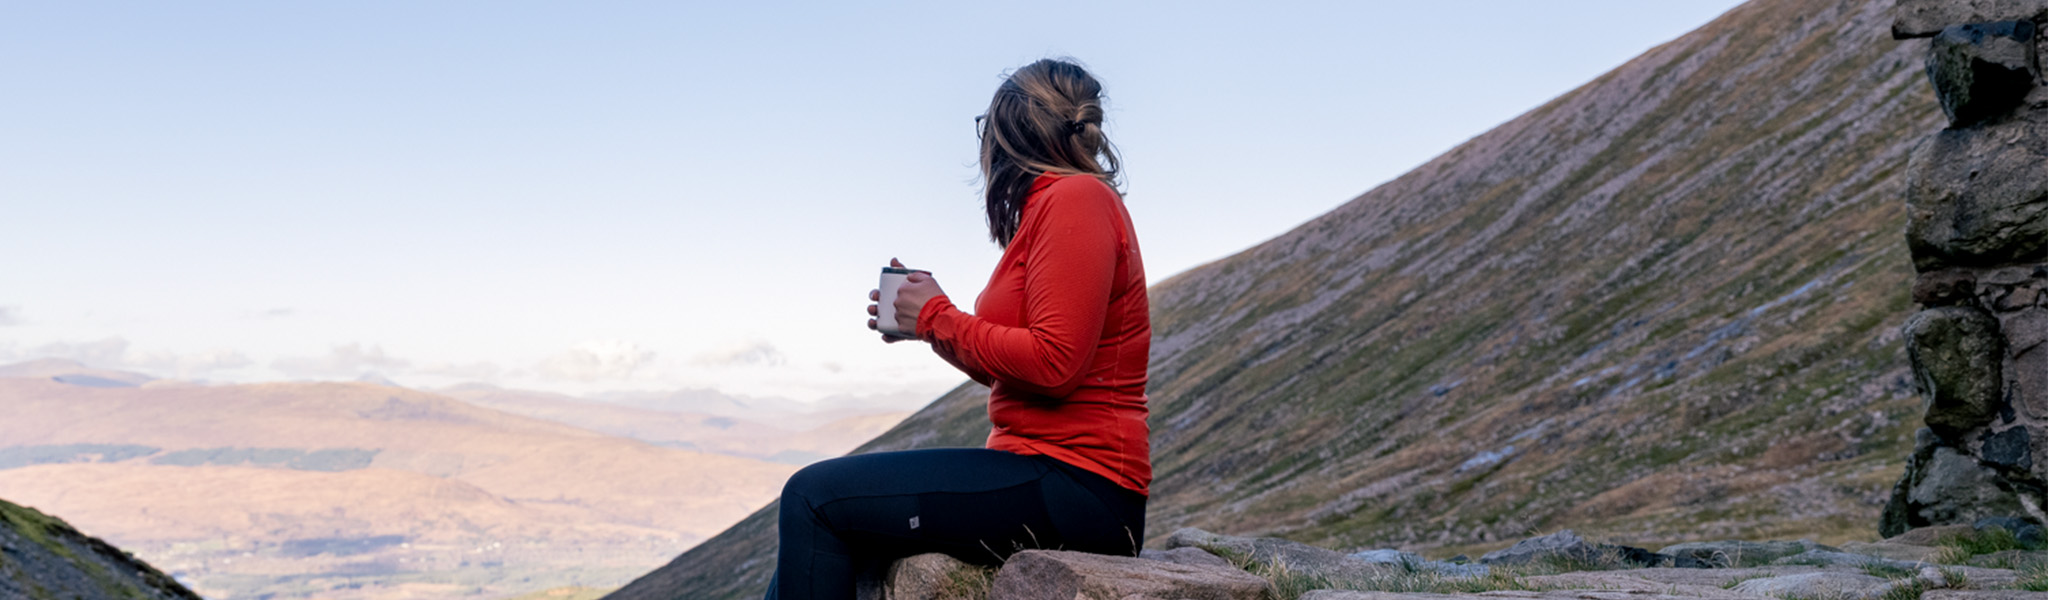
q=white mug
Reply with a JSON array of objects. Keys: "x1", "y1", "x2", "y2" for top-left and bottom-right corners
[{"x1": 878, "y1": 266, "x2": 918, "y2": 339}]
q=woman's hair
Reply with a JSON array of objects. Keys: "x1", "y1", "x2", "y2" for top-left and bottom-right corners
[{"x1": 979, "y1": 58, "x2": 1122, "y2": 247}]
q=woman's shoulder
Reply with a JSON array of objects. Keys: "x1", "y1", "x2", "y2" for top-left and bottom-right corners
[{"x1": 1028, "y1": 173, "x2": 1120, "y2": 215}]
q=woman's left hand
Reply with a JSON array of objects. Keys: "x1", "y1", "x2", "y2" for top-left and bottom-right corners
[{"x1": 891, "y1": 260, "x2": 943, "y2": 340}]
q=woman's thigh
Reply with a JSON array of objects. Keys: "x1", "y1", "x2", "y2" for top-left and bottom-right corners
[{"x1": 783, "y1": 448, "x2": 1074, "y2": 563}]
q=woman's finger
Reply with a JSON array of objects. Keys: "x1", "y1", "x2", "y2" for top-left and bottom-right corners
[
  {"x1": 868, "y1": 318, "x2": 878, "y2": 331},
  {"x1": 869, "y1": 289, "x2": 880, "y2": 301},
  {"x1": 890, "y1": 257, "x2": 905, "y2": 268},
  {"x1": 867, "y1": 304, "x2": 878, "y2": 316}
]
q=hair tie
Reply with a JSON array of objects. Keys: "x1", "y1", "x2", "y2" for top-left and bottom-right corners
[{"x1": 1067, "y1": 120, "x2": 1088, "y2": 134}]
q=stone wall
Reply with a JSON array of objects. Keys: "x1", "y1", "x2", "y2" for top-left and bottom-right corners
[{"x1": 1884, "y1": 0, "x2": 2048, "y2": 537}]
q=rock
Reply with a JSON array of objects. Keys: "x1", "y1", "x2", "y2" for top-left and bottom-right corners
[
  {"x1": 1141, "y1": 547, "x2": 1233, "y2": 569},
  {"x1": 1906, "y1": 122, "x2": 2048, "y2": 270},
  {"x1": 1479, "y1": 530, "x2": 1601, "y2": 565},
  {"x1": 1982, "y1": 427, "x2": 2033, "y2": 470},
  {"x1": 1975, "y1": 516, "x2": 2047, "y2": 545},
  {"x1": 1893, "y1": 524, "x2": 1981, "y2": 546},
  {"x1": 1731, "y1": 571, "x2": 1893, "y2": 600},
  {"x1": 1919, "y1": 269, "x2": 1982, "y2": 306},
  {"x1": 1911, "y1": 447, "x2": 2028, "y2": 526},
  {"x1": 2004, "y1": 307, "x2": 2048, "y2": 354},
  {"x1": 1906, "y1": 307, "x2": 2006, "y2": 434},
  {"x1": 987, "y1": 549, "x2": 1268, "y2": 600},
  {"x1": 1346, "y1": 549, "x2": 1493, "y2": 577},
  {"x1": 1926, "y1": 592, "x2": 2048, "y2": 600},
  {"x1": 1165, "y1": 527, "x2": 1389, "y2": 580},
  {"x1": 1927, "y1": 21, "x2": 2039, "y2": 127},
  {"x1": 1893, "y1": 0, "x2": 2048, "y2": 38},
  {"x1": 1350, "y1": 548, "x2": 1425, "y2": 567},
  {"x1": 1622, "y1": 566, "x2": 1827, "y2": 588},
  {"x1": 1841, "y1": 540, "x2": 1945, "y2": 563},
  {"x1": 1658, "y1": 540, "x2": 1825, "y2": 567},
  {"x1": 1518, "y1": 572, "x2": 1760, "y2": 599},
  {"x1": 854, "y1": 553, "x2": 983, "y2": 600},
  {"x1": 1772, "y1": 549, "x2": 1928, "y2": 570}
]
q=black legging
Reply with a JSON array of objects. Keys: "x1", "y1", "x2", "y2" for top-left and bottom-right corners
[{"x1": 765, "y1": 448, "x2": 1146, "y2": 600}]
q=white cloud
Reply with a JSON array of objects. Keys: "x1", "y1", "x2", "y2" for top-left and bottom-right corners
[
  {"x1": 0, "y1": 306, "x2": 20, "y2": 326},
  {"x1": 20, "y1": 337, "x2": 252, "y2": 379},
  {"x1": 126, "y1": 348, "x2": 253, "y2": 379},
  {"x1": 32, "y1": 338, "x2": 132, "y2": 368},
  {"x1": 538, "y1": 340, "x2": 654, "y2": 381},
  {"x1": 690, "y1": 340, "x2": 787, "y2": 367},
  {"x1": 412, "y1": 360, "x2": 506, "y2": 381},
  {"x1": 272, "y1": 343, "x2": 412, "y2": 378}
]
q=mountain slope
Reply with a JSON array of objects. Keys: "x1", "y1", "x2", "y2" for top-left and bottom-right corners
[
  {"x1": 1, "y1": 496, "x2": 199, "y2": 600},
  {"x1": 613, "y1": 0, "x2": 1939, "y2": 597}
]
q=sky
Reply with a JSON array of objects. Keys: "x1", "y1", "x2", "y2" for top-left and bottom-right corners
[{"x1": 0, "y1": 1, "x2": 1749, "y2": 405}]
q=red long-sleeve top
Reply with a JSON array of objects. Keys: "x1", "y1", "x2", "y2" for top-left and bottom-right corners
[{"x1": 916, "y1": 172, "x2": 1152, "y2": 495}]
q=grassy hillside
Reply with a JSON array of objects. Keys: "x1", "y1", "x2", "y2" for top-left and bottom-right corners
[
  {"x1": 611, "y1": 0, "x2": 1940, "y2": 597},
  {"x1": 1, "y1": 496, "x2": 199, "y2": 600}
]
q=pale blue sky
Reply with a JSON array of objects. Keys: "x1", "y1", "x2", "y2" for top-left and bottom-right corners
[{"x1": 0, "y1": 1, "x2": 1747, "y2": 402}]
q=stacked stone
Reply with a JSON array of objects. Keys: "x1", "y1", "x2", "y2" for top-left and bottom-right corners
[{"x1": 1883, "y1": 0, "x2": 2048, "y2": 537}]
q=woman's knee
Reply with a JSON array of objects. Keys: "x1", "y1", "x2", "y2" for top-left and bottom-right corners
[{"x1": 781, "y1": 455, "x2": 856, "y2": 502}]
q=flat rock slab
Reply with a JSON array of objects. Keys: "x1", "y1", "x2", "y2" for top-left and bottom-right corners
[
  {"x1": 1926, "y1": 591, "x2": 2048, "y2": 600},
  {"x1": 1658, "y1": 541, "x2": 1826, "y2": 568},
  {"x1": 1166, "y1": 527, "x2": 1391, "y2": 580},
  {"x1": 1518, "y1": 572, "x2": 1757, "y2": 599},
  {"x1": 1614, "y1": 566, "x2": 1826, "y2": 588},
  {"x1": 1840, "y1": 541, "x2": 1944, "y2": 563},
  {"x1": 988, "y1": 549, "x2": 1268, "y2": 600},
  {"x1": 1772, "y1": 549, "x2": 1929, "y2": 570},
  {"x1": 1730, "y1": 571, "x2": 1893, "y2": 600},
  {"x1": 1141, "y1": 547, "x2": 1234, "y2": 569},
  {"x1": 1301, "y1": 591, "x2": 1756, "y2": 600}
]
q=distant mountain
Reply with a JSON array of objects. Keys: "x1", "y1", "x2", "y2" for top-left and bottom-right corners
[
  {"x1": 438, "y1": 384, "x2": 911, "y2": 465},
  {"x1": 1, "y1": 496, "x2": 199, "y2": 600},
  {"x1": 0, "y1": 377, "x2": 797, "y2": 600},
  {"x1": 592, "y1": 387, "x2": 929, "y2": 431},
  {"x1": 612, "y1": 0, "x2": 1939, "y2": 597},
  {"x1": 0, "y1": 358, "x2": 155, "y2": 387}
]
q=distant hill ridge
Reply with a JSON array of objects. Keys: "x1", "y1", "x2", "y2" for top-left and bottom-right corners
[{"x1": 610, "y1": 0, "x2": 1939, "y2": 597}]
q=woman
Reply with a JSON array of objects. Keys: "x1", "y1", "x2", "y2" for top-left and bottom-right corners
[{"x1": 765, "y1": 58, "x2": 1151, "y2": 599}]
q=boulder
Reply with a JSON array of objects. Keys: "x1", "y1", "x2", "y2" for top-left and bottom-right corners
[
  {"x1": 1657, "y1": 540, "x2": 1826, "y2": 567},
  {"x1": 1893, "y1": 524, "x2": 1982, "y2": 546},
  {"x1": 1975, "y1": 516, "x2": 2048, "y2": 545},
  {"x1": 1981, "y1": 427, "x2": 2032, "y2": 470},
  {"x1": 1893, "y1": 0, "x2": 2048, "y2": 38},
  {"x1": 987, "y1": 549, "x2": 1268, "y2": 600},
  {"x1": 1165, "y1": 527, "x2": 1389, "y2": 580},
  {"x1": 1926, "y1": 21, "x2": 2039, "y2": 127},
  {"x1": 1141, "y1": 547, "x2": 1234, "y2": 569},
  {"x1": 1479, "y1": 530, "x2": 1602, "y2": 566},
  {"x1": 1477, "y1": 530, "x2": 1679, "y2": 568},
  {"x1": 1906, "y1": 307, "x2": 2006, "y2": 433},
  {"x1": 1918, "y1": 269, "x2": 1982, "y2": 306},
  {"x1": 1350, "y1": 548, "x2": 1492, "y2": 577},
  {"x1": 854, "y1": 553, "x2": 985, "y2": 600},
  {"x1": 1906, "y1": 122, "x2": 2048, "y2": 270},
  {"x1": 1912, "y1": 446, "x2": 2029, "y2": 526}
]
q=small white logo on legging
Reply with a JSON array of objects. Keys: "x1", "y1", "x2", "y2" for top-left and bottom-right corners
[{"x1": 909, "y1": 516, "x2": 921, "y2": 530}]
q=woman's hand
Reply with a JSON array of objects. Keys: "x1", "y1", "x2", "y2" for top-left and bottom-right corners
[{"x1": 867, "y1": 258, "x2": 944, "y2": 343}]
